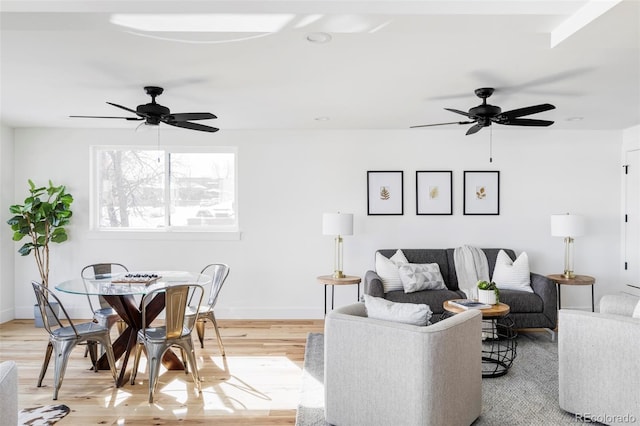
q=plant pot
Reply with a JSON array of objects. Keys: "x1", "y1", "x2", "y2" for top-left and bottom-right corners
[
  {"x1": 478, "y1": 289, "x2": 497, "y2": 305},
  {"x1": 34, "y1": 302, "x2": 60, "y2": 328}
]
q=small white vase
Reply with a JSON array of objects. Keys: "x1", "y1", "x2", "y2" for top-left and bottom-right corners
[{"x1": 477, "y1": 289, "x2": 497, "y2": 305}]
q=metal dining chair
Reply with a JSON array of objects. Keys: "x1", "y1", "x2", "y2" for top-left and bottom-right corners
[
  {"x1": 185, "y1": 263, "x2": 230, "y2": 354},
  {"x1": 32, "y1": 282, "x2": 118, "y2": 400},
  {"x1": 130, "y1": 283, "x2": 204, "y2": 403},
  {"x1": 82, "y1": 263, "x2": 128, "y2": 332}
]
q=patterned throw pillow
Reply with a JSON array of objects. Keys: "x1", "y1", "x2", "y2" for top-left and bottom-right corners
[
  {"x1": 364, "y1": 294, "x2": 432, "y2": 326},
  {"x1": 492, "y1": 250, "x2": 533, "y2": 293},
  {"x1": 375, "y1": 250, "x2": 409, "y2": 293},
  {"x1": 398, "y1": 263, "x2": 446, "y2": 293}
]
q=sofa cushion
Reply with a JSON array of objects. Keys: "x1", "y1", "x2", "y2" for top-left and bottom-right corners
[
  {"x1": 379, "y1": 249, "x2": 453, "y2": 290},
  {"x1": 492, "y1": 250, "x2": 533, "y2": 293},
  {"x1": 363, "y1": 294, "x2": 432, "y2": 326},
  {"x1": 385, "y1": 288, "x2": 466, "y2": 314},
  {"x1": 375, "y1": 250, "x2": 409, "y2": 292},
  {"x1": 498, "y1": 289, "x2": 543, "y2": 313},
  {"x1": 398, "y1": 263, "x2": 446, "y2": 293}
]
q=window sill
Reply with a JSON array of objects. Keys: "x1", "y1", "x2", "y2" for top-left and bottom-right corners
[{"x1": 87, "y1": 230, "x2": 242, "y2": 241}]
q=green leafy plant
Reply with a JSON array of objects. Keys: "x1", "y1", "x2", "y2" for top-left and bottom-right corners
[
  {"x1": 477, "y1": 280, "x2": 500, "y2": 303},
  {"x1": 7, "y1": 180, "x2": 73, "y2": 288}
]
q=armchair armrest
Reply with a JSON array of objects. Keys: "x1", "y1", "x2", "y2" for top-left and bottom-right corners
[
  {"x1": 599, "y1": 294, "x2": 639, "y2": 316},
  {"x1": 530, "y1": 272, "x2": 557, "y2": 327},
  {"x1": 558, "y1": 309, "x2": 640, "y2": 422},
  {"x1": 364, "y1": 270, "x2": 385, "y2": 298}
]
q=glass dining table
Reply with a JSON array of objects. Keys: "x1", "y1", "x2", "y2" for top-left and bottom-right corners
[{"x1": 55, "y1": 271, "x2": 209, "y2": 387}]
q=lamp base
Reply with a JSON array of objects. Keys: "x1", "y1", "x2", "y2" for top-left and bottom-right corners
[
  {"x1": 333, "y1": 271, "x2": 345, "y2": 279},
  {"x1": 563, "y1": 270, "x2": 576, "y2": 279}
]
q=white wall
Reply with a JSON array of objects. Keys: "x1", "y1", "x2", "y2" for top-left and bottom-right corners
[
  {"x1": 0, "y1": 125, "x2": 15, "y2": 323},
  {"x1": 10, "y1": 126, "x2": 623, "y2": 319}
]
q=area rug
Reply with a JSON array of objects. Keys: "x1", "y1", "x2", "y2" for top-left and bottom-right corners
[
  {"x1": 296, "y1": 332, "x2": 589, "y2": 426},
  {"x1": 18, "y1": 404, "x2": 70, "y2": 425}
]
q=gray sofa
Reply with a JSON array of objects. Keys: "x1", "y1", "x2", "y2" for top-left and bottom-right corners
[{"x1": 364, "y1": 248, "x2": 557, "y2": 330}]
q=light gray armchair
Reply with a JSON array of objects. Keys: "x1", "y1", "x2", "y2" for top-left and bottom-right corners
[
  {"x1": 324, "y1": 302, "x2": 482, "y2": 426},
  {"x1": 559, "y1": 294, "x2": 640, "y2": 425}
]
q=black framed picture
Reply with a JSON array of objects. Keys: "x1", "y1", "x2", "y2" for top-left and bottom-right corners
[
  {"x1": 463, "y1": 171, "x2": 500, "y2": 215},
  {"x1": 416, "y1": 171, "x2": 453, "y2": 215},
  {"x1": 367, "y1": 171, "x2": 403, "y2": 215}
]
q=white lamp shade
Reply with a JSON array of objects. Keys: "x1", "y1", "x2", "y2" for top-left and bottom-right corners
[
  {"x1": 323, "y1": 213, "x2": 353, "y2": 236},
  {"x1": 551, "y1": 214, "x2": 585, "y2": 237}
]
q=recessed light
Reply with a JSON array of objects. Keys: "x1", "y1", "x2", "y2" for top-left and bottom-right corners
[
  {"x1": 315, "y1": 116, "x2": 330, "y2": 121},
  {"x1": 306, "y1": 32, "x2": 332, "y2": 43},
  {"x1": 566, "y1": 117, "x2": 584, "y2": 122}
]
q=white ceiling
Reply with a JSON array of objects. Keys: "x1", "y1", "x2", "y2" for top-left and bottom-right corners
[{"x1": 1, "y1": 0, "x2": 639, "y2": 133}]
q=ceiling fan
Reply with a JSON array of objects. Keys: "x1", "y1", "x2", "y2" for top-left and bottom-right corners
[
  {"x1": 70, "y1": 86, "x2": 219, "y2": 133},
  {"x1": 411, "y1": 87, "x2": 555, "y2": 135}
]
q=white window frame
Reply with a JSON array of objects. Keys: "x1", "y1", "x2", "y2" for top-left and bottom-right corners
[{"x1": 90, "y1": 145, "x2": 240, "y2": 240}]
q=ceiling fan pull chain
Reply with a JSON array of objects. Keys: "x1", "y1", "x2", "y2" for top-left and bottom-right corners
[{"x1": 489, "y1": 126, "x2": 493, "y2": 163}]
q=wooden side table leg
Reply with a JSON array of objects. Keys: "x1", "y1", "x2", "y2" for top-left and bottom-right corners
[
  {"x1": 557, "y1": 283, "x2": 562, "y2": 309},
  {"x1": 591, "y1": 285, "x2": 595, "y2": 312},
  {"x1": 331, "y1": 285, "x2": 335, "y2": 310},
  {"x1": 324, "y1": 285, "x2": 327, "y2": 316}
]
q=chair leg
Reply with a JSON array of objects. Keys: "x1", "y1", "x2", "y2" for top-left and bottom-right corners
[
  {"x1": 146, "y1": 344, "x2": 168, "y2": 403},
  {"x1": 183, "y1": 340, "x2": 201, "y2": 394},
  {"x1": 211, "y1": 313, "x2": 226, "y2": 357},
  {"x1": 195, "y1": 319, "x2": 206, "y2": 349},
  {"x1": 38, "y1": 342, "x2": 53, "y2": 387},
  {"x1": 52, "y1": 341, "x2": 75, "y2": 400},
  {"x1": 179, "y1": 347, "x2": 189, "y2": 374},
  {"x1": 87, "y1": 341, "x2": 99, "y2": 372},
  {"x1": 130, "y1": 344, "x2": 142, "y2": 385}
]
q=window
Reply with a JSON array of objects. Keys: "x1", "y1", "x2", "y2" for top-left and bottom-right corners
[{"x1": 92, "y1": 146, "x2": 237, "y2": 233}]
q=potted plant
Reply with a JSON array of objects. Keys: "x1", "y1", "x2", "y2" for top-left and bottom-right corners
[
  {"x1": 477, "y1": 280, "x2": 500, "y2": 305},
  {"x1": 7, "y1": 180, "x2": 73, "y2": 326}
]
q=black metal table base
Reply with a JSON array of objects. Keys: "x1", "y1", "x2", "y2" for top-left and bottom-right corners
[
  {"x1": 481, "y1": 316, "x2": 517, "y2": 378},
  {"x1": 324, "y1": 283, "x2": 360, "y2": 316}
]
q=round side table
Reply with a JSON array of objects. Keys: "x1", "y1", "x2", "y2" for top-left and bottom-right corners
[
  {"x1": 546, "y1": 274, "x2": 595, "y2": 312},
  {"x1": 317, "y1": 275, "x2": 361, "y2": 316},
  {"x1": 443, "y1": 300, "x2": 517, "y2": 378}
]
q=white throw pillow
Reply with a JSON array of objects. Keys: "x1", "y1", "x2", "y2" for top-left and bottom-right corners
[
  {"x1": 492, "y1": 250, "x2": 534, "y2": 293},
  {"x1": 375, "y1": 250, "x2": 409, "y2": 293},
  {"x1": 632, "y1": 300, "x2": 640, "y2": 319},
  {"x1": 363, "y1": 294, "x2": 432, "y2": 326},
  {"x1": 398, "y1": 263, "x2": 446, "y2": 293}
]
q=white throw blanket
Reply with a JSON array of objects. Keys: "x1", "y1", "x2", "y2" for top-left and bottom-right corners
[{"x1": 454, "y1": 245, "x2": 490, "y2": 298}]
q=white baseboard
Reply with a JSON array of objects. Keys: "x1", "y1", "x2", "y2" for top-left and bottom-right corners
[{"x1": 0, "y1": 307, "x2": 15, "y2": 324}]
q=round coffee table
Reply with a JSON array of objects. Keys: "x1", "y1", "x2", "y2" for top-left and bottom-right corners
[{"x1": 443, "y1": 300, "x2": 517, "y2": 378}]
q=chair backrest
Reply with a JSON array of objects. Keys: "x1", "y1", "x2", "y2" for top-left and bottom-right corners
[
  {"x1": 198, "y1": 263, "x2": 230, "y2": 308},
  {"x1": 142, "y1": 284, "x2": 204, "y2": 339},
  {"x1": 31, "y1": 281, "x2": 78, "y2": 337},
  {"x1": 81, "y1": 263, "x2": 129, "y2": 310}
]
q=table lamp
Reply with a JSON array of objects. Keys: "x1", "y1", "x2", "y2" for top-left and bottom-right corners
[
  {"x1": 551, "y1": 213, "x2": 585, "y2": 279},
  {"x1": 323, "y1": 212, "x2": 353, "y2": 279}
]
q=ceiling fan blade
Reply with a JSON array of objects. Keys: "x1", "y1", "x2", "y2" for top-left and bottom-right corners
[
  {"x1": 106, "y1": 102, "x2": 147, "y2": 117},
  {"x1": 500, "y1": 103, "x2": 555, "y2": 119},
  {"x1": 70, "y1": 115, "x2": 144, "y2": 121},
  {"x1": 465, "y1": 123, "x2": 484, "y2": 135},
  {"x1": 498, "y1": 118, "x2": 555, "y2": 127},
  {"x1": 445, "y1": 108, "x2": 472, "y2": 118},
  {"x1": 166, "y1": 112, "x2": 217, "y2": 121},
  {"x1": 165, "y1": 120, "x2": 219, "y2": 133},
  {"x1": 410, "y1": 120, "x2": 475, "y2": 128}
]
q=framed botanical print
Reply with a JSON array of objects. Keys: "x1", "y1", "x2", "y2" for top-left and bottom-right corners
[
  {"x1": 367, "y1": 171, "x2": 403, "y2": 215},
  {"x1": 463, "y1": 171, "x2": 500, "y2": 215},
  {"x1": 416, "y1": 171, "x2": 453, "y2": 215}
]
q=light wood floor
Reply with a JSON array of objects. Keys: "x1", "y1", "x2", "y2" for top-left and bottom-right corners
[{"x1": 0, "y1": 318, "x2": 324, "y2": 425}]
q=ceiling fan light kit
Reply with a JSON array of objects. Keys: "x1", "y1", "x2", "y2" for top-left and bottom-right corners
[
  {"x1": 71, "y1": 86, "x2": 219, "y2": 133},
  {"x1": 411, "y1": 87, "x2": 555, "y2": 135}
]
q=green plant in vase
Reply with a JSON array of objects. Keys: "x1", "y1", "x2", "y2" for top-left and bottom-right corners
[
  {"x1": 7, "y1": 180, "x2": 73, "y2": 288},
  {"x1": 477, "y1": 280, "x2": 500, "y2": 305}
]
